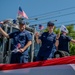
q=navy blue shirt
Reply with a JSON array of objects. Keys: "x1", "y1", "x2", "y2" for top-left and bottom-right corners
[
  {"x1": 58, "y1": 34, "x2": 71, "y2": 53},
  {"x1": 39, "y1": 32, "x2": 56, "y2": 56},
  {"x1": 9, "y1": 30, "x2": 32, "y2": 55}
]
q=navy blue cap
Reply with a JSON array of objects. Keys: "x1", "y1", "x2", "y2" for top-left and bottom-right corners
[
  {"x1": 19, "y1": 21, "x2": 26, "y2": 25},
  {"x1": 47, "y1": 21, "x2": 54, "y2": 26}
]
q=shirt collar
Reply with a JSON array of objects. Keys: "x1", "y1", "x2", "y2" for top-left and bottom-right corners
[{"x1": 48, "y1": 32, "x2": 54, "y2": 35}]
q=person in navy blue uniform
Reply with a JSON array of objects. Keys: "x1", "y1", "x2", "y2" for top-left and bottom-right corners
[
  {"x1": 57, "y1": 25, "x2": 75, "y2": 54},
  {"x1": 0, "y1": 21, "x2": 32, "y2": 63},
  {"x1": 35, "y1": 21, "x2": 59, "y2": 61}
]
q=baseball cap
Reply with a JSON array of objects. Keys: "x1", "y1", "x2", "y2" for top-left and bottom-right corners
[
  {"x1": 19, "y1": 21, "x2": 26, "y2": 25},
  {"x1": 47, "y1": 21, "x2": 55, "y2": 26},
  {"x1": 60, "y1": 25, "x2": 68, "y2": 33}
]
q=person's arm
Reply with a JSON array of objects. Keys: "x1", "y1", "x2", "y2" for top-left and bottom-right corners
[
  {"x1": 55, "y1": 39, "x2": 59, "y2": 47},
  {"x1": 19, "y1": 32, "x2": 32, "y2": 53},
  {"x1": 55, "y1": 33, "x2": 60, "y2": 47},
  {"x1": 35, "y1": 32, "x2": 41, "y2": 44},
  {"x1": 67, "y1": 36, "x2": 75, "y2": 44},
  {"x1": 55, "y1": 33, "x2": 60, "y2": 49},
  {"x1": 70, "y1": 39, "x2": 75, "y2": 43},
  {"x1": 23, "y1": 41, "x2": 32, "y2": 50},
  {"x1": 19, "y1": 41, "x2": 32, "y2": 53},
  {"x1": 0, "y1": 27, "x2": 9, "y2": 38},
  {"x1": 35, "y1": 36, "x2": 41, "y2": 44}
]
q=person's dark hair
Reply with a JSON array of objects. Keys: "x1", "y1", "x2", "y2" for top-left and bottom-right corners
[{"x1": 47, "y1": 21, "x2": 54, "y2": 26}]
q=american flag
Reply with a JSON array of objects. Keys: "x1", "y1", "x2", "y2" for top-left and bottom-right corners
[
  {"x1": 39, "y1": 24, "x2": 44, "y2": 30},
  {"x1": 18, "y1": 7, "x2": 28, "y2": 19}
]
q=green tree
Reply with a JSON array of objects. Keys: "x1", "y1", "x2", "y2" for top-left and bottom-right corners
[{"x1": 66, "y1": 24, "x2": 75, "y2": 55}]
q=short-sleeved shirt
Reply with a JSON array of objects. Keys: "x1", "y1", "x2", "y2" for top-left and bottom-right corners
[
  {"x1": 38, "y1": 32, "x2": 56, "y2": 56},
  {"x1": 58, "y1": 34, "x2": 72, "y2": 53},
  {"x1": 9, "y1": 30, "x2": 32, "y2": 55}
]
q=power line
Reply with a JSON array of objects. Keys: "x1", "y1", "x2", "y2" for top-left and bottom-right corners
[
  {"x1": 29, "y1": 12, "x2": 75, "y2": 23},
  {"x1": 30, "y1": 20, "x2": 75, "y2": 27},
  {"x1": 56, "y1": 20, "x2": 75, "y2": 25},
  {"x1": 29, "y1": 20, "x2": 57, "y2": 26},
  {"x1": 56, "y1": 24, "x2": 75, "y2": 28},
  {"x1": 29, "y1": 6, "x2": 75, "y2": 19},
  {"x1": 29, "y1": 12, "x2": 60, "y2": 20}
]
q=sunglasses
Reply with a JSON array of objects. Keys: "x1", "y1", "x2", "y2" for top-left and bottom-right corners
[{"x1": 48, "y1": 25, "x2": 54, "y2": 27}]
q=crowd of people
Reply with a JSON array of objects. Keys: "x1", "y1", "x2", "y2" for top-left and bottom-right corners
[{"x1": 0, "y1": 20, "x2": 75, "y2": 64}]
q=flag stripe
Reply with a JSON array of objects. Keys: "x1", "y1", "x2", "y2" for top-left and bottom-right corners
[{"x1": 18, "y1": 7, "x2": 28, "y2": 19}]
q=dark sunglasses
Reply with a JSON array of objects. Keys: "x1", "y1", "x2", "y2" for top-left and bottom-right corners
[{"x1": 48, "y1": 25, "x2": 54, "y2": 27}]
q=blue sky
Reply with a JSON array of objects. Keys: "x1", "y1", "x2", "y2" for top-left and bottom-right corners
[{"x1": 0, "y1": 0, "x2": 75, "y2": 29}]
